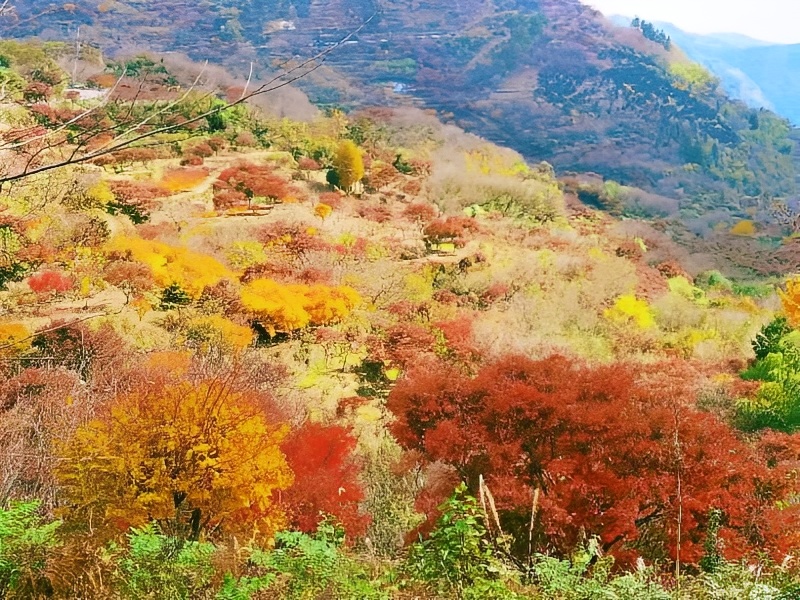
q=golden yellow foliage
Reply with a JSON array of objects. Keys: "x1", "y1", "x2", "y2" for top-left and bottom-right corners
[
  {"x1": 187, "y1": 315, "x2": 254, "y2": 351},
  {"x1": 465, "y1": 146, "x2": 529, "y2": 176},
  {"x1": 605, "y1": 295, "x2": 655, "y2": 329},
  {"x1": 131, "y1": 296, "x2": 152, "y2": 319},
  {"x1": 56, "y1": 380, "x2": 293, "y2": 541},
  {"x1": 226, "y1": 241, "x2": 268, "y2": 269},
  {"x1": 780, "y1": 277, "x2": 800, "y2": 328},
  {"x1": 86, "y1": 180, "x2": 115, "y2": 206},
  {"x1": 105, "y1": 237, "x2": 233, "y2": 297},
  {"x1": 161, "y1": 168, "x2": 208, "y2": 193},
  {"x1": 333, "y1": 140, "x2": 364, "y2": 191},
  {"x1": 240, "y1": 279, "x2": 360, "y2": 336},
  {"x1": 0, "y1": 322, "x2": 31, "y2": 357},
  {"x1": 314, "y1": 203, "x2": 333, "y2": 220},
  {"x1": 669, "y1": 61, "x2": 717, "y2": 93},
  {"x1": 730, "y1": 220, "x2": 757, "y2": 236}
]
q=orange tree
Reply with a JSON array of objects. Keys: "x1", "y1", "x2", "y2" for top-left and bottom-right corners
[
  {"x1": 780, "y1": 277, "x2": 800, "y2": 327},
  {"x1": 56, "y1": 377, "x2": 293, "y2": 542}
]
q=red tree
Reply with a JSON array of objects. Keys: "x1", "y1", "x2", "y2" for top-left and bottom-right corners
[
  {"x1": 387, "y1": 355, "x2": 797, "y2": 566},
  {"x1": 27, "y1": 271, "x2": 73, "y2": 294},
  {"x1": 280, "y1": 423, "x2": 369, "y2": 539},
  {"x1": 423, "y1": 216, "x2": 480, "y2": 248},
  {"x1": 213, "y1": 162, "x2": 294, "y2": 210}
]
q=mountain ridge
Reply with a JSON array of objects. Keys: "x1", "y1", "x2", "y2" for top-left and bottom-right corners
[
  {"x1": 2, "y1": 0, "x2": 796, "y2": 226},
  {"x1": 607, "y1": 16, "x2": 800, "y2": 126}
]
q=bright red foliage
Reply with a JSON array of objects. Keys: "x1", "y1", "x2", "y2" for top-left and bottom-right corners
[
  {"x1": 423, "y1": 216, "x2": 480, "y2": 247},
  {"x1": 28, "y1": 271, "x2": 73, "y2": 294},
  {"x1": 213, "y1": 162, "x2": 295, "y2": 210},
  {"x1": 280, "y1": 423, "x2": 369, "y2": 539},
  {"x1": 387, "y1": 355, "x2": 799, "y2": 565}
]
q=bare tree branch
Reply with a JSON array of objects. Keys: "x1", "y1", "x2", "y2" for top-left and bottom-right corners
[
  {"x1": 0, "y1": 72, "x2": 126, "y2": 151},
  {"x1": 0, "y1": 12, "x2": 378, "y2": 186}
]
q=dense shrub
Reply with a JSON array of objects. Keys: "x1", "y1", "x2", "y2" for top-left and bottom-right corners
[
  {"x1": 388, "y1": 355, "x2": 799, "y2": 565},
  {"x1": 27, "y1": 271, "x2": 72, "y2": 294}
]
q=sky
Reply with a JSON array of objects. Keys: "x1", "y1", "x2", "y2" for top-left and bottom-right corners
[{"x1": 586, "y1": 0, "x2": 800, "y2": 44}]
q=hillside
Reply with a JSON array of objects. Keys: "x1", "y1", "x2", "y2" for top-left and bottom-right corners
[
  {"x1": 642, "y1": 21, "x2": 800, "y2": 127},
  {"x1": 2, "y1": 0, "x2": 797, "y2": 230},
  {"x1": 0, "y1": 41, "x2": 800, "y2": 600},
  {"x1": 4, "y1": 42, "x2": 800, "y2": 597}
]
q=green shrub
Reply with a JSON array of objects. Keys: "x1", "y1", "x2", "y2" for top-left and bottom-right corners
[
  {"x1": 251, "y1": 519, "x2": 386, "y2": 600},
  {"x1": 404, "y1": 483, "x2": 521, "y2": 599},
  {"x1": 738, "y1": 333, "x2": 800, "y2": 431},
  {"x1": 0, "y1": 500, "x2": 60, "y2": 599},
  {"x1": 531, "y1": 538, "x2": 670, "y2": 600},
  {"x1": 113, "y1": 524, "x2": 216, "y2": 600},
  {"x1": 696, "y1": 270, "x2": 733, "y2": 291},
  {"x1": 752, "y1": 317, "x2": 793, "y2": 361}
]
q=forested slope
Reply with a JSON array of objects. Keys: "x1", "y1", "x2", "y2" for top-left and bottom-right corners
[
  {"x1": 2, "y1": 0, "x2": 796, "y2": 229},
  {"x1": 2, "y1": 44, "x2": 800, "y2": 597}
]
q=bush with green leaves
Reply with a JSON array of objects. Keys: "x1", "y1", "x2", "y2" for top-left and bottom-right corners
[
  {"x1": 680, "y1": 561, "x2": 795, "y2": 599},
  {"x1": 0, "y1": 500, "x2": 60, "y2": 599},
  {"x1": 112, "y1": 524, "x2": 273, "y2": 600},
  {"x1": 160, "y1": 282, "x2": 193, "y2": 309},
  {"x1": 530, "y1": 538, "x2": 670, "y2": 600},
  {"x1": 250, "y1": 518, "x2": 386, "y2": 600},
  {"x1": 112, "y1": 524, "x2": 216, "y2": 599},
  {"x1": 752, "y1": 317, "x2": 793, "y2": 361},
  {"x1": 404, "y1": 483, "x2": 523, "y2": 599},
  {"x1": 737, "y1": 321, "x2": 800, "y2": 432}
]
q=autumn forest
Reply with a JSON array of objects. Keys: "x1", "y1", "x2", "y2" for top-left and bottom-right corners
[{"x1": 1, "y1": 4, "x2": 800, "y2": 599}]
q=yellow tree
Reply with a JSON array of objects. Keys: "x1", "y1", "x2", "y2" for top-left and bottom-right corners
[
  {"x1": 104, "y1": 237, "x2": 234, "y2": 298},
  {"x1": 333, "y1": 140, "x2": 365, "y2": 192},
  {"x1": 780, "y1": 277, "x2": 800, "y2": 327},
  {"x1": 240, "y1": 278, "x2": 360, "y2": 337},
  {"x1": 56, "y1": 378, "x2": 293, "y2": 541},
  {"x1": 0, "y1": 322, "x2": 31, "y2": 358}
]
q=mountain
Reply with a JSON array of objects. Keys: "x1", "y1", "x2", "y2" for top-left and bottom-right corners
[
  {"x1": 609, "y1": 17, "x2": 800, "y2": 126},
  {"x1": 3, "y1": 0, "x2": 796, "y2": 224},
  {"x1": 7, "y1": 7, "x2": 800, "y2": 596}
]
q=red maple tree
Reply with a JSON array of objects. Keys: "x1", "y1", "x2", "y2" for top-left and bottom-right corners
[
  {"x1": 387, "y1": 355, "x2": 799, "y2": 565},
  {"x1": 280, "y1": 423, "x2": 370, "y2": 539}
]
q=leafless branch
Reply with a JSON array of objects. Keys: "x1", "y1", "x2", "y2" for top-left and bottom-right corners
[
  {"x1": 0, "y1": 13, "x2": 377, "y2": 186},
  {"x1": 0, "y1": 72, "x2": 126, "y2": 151}
]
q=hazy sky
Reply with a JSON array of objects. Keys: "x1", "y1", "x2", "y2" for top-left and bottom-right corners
[{"x1": 586, "y1": 0, "x2": 800, "y2": 44}]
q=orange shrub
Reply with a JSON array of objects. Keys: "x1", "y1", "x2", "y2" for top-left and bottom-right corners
[
  {"x1": 161, "y1": 167, "x2": 209, "y2": 193},
  {"x1": 780, "y1": 277, "x2": 800, "y2": 327}
]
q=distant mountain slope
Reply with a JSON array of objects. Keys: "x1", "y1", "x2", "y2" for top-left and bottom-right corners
[
  {"x1": 618, "y1": 19, "x2": 800, "y2": 126},
  {"x1": 2, "y1": 0, "x2": 796, "y2": 223}
]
